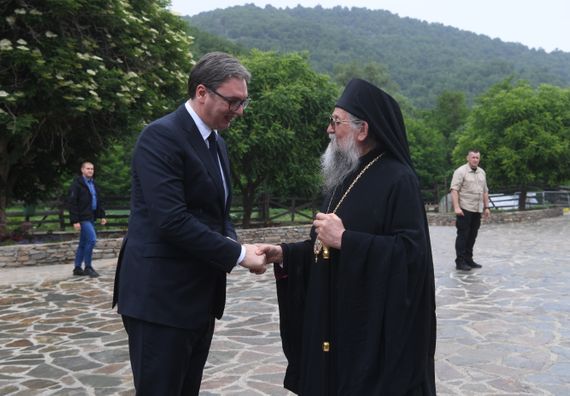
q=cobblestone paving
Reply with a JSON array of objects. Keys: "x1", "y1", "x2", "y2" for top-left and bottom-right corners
[{"x1": 0, "y1": 215, "x2": 569, "y2": 395}]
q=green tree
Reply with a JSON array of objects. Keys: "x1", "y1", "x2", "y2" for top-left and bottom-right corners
[
  {"x1": 226, "y1": 50, "x2": 338, "y2": 226},
  {"x1": 406, "y1": 117, "x2": 448, "y2": 202},
  {"x1": 95, "y1": 140, "x2": 133, "y2": 197},
  {"x1": 0, "y1": 0, "x2": 193, "y2": 231},
  {"x1": 185, "y1": 22, "x2": 246, "y2": 58},
  {"x1": 427, "y1": 91, "x2": 469, "y2": 160},
  {"x1": 454, "y1": 79, "x2": 570, "y2": 209}
]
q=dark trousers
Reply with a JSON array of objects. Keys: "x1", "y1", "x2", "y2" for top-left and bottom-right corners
[
  {"x1": 455, "y1": 209, "x2": 481, "y2": 264},
  {"x1": 122, "y1": 315, "x2": 215, "y2": 396}
]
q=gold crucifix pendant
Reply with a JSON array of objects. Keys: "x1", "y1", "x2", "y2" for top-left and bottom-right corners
[{"x1": 313, "y1": 239, "x2": 330, "y2": 262}]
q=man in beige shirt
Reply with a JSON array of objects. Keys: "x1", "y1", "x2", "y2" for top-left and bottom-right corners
[{"x1": 450, "y1": 149, "x2": 491, "y2": 271}]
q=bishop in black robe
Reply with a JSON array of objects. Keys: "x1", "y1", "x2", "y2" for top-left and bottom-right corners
[{"x1": 267, "y1": 79, "x2": 437, "y2": 395}]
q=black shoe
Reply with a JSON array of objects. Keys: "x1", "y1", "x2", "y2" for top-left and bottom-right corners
[
  {"x1": 73, "y1": 267, "x2": 85, "y2": 276},
  {"x1": 467, "y1": 260, "x2": 482, "y2": 269},
  {"x1": 84, "y1": 267, "x2": 100, "y2": 278},
  {"x1": 455, "y1": 262, "x2": 472, "y2": 271}
]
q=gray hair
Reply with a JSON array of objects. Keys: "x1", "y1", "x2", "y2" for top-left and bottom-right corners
[
  {"x1": 347, "y1": 112, "x2": 378, "y2": 148},
  {"x1": 187, "y1": 52, "x2": 251, "y2": 98},
  {"x1": 347, "y1": 113, "x2": 364, "y2": 130}
]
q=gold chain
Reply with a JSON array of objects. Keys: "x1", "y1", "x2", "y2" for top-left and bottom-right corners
[{"x1": 314, "y1": 152, "x2": 384, "y2": 261}]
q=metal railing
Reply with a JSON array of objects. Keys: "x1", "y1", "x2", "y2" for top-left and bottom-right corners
[{"x1": 438, "y1": 189, "x2": 570, "y2": 213}]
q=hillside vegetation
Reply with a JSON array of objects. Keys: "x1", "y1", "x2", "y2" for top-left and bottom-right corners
[{"x1": 186, "y1": 5, "x2": 570, "y2": 108}]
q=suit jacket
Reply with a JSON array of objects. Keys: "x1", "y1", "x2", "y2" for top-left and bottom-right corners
[{"x1": 112, "y1": 104, "x2": 242, "y2": 330}]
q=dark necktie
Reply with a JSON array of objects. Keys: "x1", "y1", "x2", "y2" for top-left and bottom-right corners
[
  {"x1": 207, "y1": 131, "x2": 219, "y2": 166},
  {"x1": 207, "y1": 131, "x2": 224, "y2": 190}
]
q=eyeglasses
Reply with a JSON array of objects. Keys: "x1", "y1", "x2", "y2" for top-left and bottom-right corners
[
  {"x1": 206, "y1": 87, "x2": 250, "y2": 111},
  {"x1": 328, "y1": 115, "x2": 352, "y2": 129}
]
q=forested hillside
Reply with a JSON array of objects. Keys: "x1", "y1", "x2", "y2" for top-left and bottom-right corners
[{"x1": 186, "y1": 5, "x2": 570, "y2": 108}]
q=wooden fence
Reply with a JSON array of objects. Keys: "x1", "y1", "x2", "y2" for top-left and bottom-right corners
[
  {"x1": 3, "y1": 195, "x2": 320, "y2": 234},
  {"x1": 6, "y1": 185, "x2": 566, "y2": 239}
]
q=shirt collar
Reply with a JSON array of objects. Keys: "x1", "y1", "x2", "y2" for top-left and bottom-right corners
[
  {"x1": 185, "y1": 101, "x2": 216, "y2": 142},
  {"x1": 82, "y1": 175, "x2": 93, "y2": 183}
]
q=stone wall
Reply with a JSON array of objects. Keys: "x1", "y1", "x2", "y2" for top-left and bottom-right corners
[
  {"x1": 0, "y1": 238, "x2": 123, "y2": 269},
  {"x1": 427, "y1": 207, "x2": 563, "y2": 226},
  {"x1": 0, "y1": 208, "x2": 563, "y2": 268},
  {"x1": 0, "y1": 226, "x2": 312, "y2": 269}
]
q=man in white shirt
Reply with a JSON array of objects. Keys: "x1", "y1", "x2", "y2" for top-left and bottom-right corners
[{"x1": 450, "y1": 149, "x2": 491, "y2": 271}]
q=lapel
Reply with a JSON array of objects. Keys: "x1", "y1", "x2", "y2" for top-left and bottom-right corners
[{"x1": 174, "y1": 104, "x2": 226, "y2": 208}]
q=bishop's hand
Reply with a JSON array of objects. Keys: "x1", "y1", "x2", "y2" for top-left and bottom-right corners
[
  {"x1": 313, "y1": 212, "x2": 345, "y2": 250},
  {"x1": 256, "y1": 243, "x2": 283, "y2": 264}
]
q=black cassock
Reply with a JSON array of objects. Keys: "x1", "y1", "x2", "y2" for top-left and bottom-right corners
[{"x1": 275, "y1": 150, "x2": 437, "y2": 395}]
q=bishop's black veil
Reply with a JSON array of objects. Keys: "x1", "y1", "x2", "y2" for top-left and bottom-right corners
[{"x1": 335, "y1": 78, "x2": 415, "y2": 172}]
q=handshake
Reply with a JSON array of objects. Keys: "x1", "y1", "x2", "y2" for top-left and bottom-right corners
[{"x1": 238, "y1": 243, "x2": 284, "y2": 275}]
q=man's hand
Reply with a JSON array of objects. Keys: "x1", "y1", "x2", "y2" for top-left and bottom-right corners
[
  {"x1": 313, "y1": 212, "x2": 345, "y2": 250},
  {"x1": 240, "y1": 244, "x2": 267, "y2": 274},
  {"x1": 100, "y1": 218, "x2": 107, "y2": 225},
  {"x1": 256, "y1": 244, "x2": 283, "y2": 264},
  {"x1": 483, "y1": 208, "x2": 491, "y2": 220},
  {"x1": 73, "y1": 223, "x2": 81, "y2": 231},
  {"x1": 450, "y1": 190, "x2": 463, "y2": 216}
]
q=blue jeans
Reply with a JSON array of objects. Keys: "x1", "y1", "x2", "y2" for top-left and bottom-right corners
[{"x1": 74, "y1": 221, "x2": 97, "y2": 268}]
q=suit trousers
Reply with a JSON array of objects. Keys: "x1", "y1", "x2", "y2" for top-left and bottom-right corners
[
  {"x1": 122, "y1": 315, "x2": 215, "y2": 396},
  {"x1": 455, "y1": 209, "x2": 481, "y2": 264}
]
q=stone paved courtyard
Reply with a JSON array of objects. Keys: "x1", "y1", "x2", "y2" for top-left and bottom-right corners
[{"x1": 0, "y1": 214, "x2": 569, "y2": 395}]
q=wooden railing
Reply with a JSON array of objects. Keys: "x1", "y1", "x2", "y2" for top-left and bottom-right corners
[
  {"x1": 5, "y1": 186, "x2": 566, "y2": 238},
  {"x1": 0, "y1": 182, "x2": 457, "y2": 234},
  {"x1": 3, "y1": 195, "x2": 321, "y2": 235}
]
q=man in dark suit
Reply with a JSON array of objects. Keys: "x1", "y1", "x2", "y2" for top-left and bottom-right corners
[{"x1": 112, "y1": 52, "x2": 266, "y2": 395}]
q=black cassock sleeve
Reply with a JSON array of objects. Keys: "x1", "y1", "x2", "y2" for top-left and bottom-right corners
[{"x1": 274, "y1": 240, "x2": 312, "y2": 394}]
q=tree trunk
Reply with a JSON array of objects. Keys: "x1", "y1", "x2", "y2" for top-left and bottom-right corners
[
  {"x1": 0, "y1": 194, "x2": 7, "y2": 238},
  {"x1": 0, "y1": 137, "x2": 10, "y2": 236},
  {"x1": 518, "y1": 188, "x2": 527, "y2": 210},
  {"x1": 241, "y1": 183, "x2": 256, "y2": 227}
]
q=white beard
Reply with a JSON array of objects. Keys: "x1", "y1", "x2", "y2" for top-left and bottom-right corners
[{"x1": 321, "y1": 134, "x2": 361, "y2": 193}]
